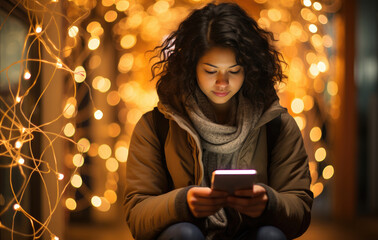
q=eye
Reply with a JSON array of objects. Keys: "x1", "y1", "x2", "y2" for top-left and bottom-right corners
[
  {"x1": 205, "y1": 70, "x2": 217, "y2": 74},
  {"x1": 229, "y1": 69, "x2": 241, "y2": 74}
]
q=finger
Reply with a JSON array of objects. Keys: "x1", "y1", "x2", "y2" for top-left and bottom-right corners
[
  {"x1": 190, "y1": 187, "x2": 228, "y2": 198},
  {"x1": 252, "y1": 185, "x2": 267, "y2": 195},
  {"x1": 233, "y1": 189, "x2": 254, "y2": 198},
  {"x1": 209, "y1": 189, "x2": 229, "y2": 198},
  {"x1": 189, "y1": 197, "x2": 227, "y2": 207},
  {"x1": 226, "y1": 195, "x2": 267, "y2": 208}
]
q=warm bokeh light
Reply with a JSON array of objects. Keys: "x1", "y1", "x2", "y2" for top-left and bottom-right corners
[
  {"x1": 313, "y1": 2, "x2": 322, "y2": 11},
  {"x1": 64, "y1": 123, "x2": 75, "y2": 137},
  {"x1": 98, "y1": 144, "x2": 112, "y2": 159},
  {"x1": 63, "y1": 97, "x2": 77, "y2": 119},
  {"x1": 15, "y1": 140, "x2": 23, "y2": 149},
  {"x1": 58, "y1": 173, "x2": 64, "y2": 180},
  {"x1": 106, "y1": 157, "x2": 119, "y2": 172},
  {"x1": 93, "y1": 76, "x2": 111, "y2": 93},
  {"x1": 291, "y1": 98, "x2": 305, "y2": 114},
  {"x1": 88, "y1": 37, "x2": 100, "y2": 50},
  {"x1": 17, "y1": 157, "x2": 25, "y2": 165},
  {"x1": 107, "y1": 123, "x2": 121, "y2": 137},
  {"x1": 0, "y1": 0, "x2": 340, "y2": 236},
  {"x1": 120, "y1": 34, "x2": 137, "y2": 49},
  {"x1": 91, "y1": 196, "x2": 102, "y2": 207},
  {"x1": 323, "y1": 165, "x2": 335, "y2": 180},
  {"x1": 74, "y1": 66, "x2": 86, "y2": 83},
  {"x1": 116, "y1": 0, "x2": 130, "y2": 11},
  {"x1": 70, "y1": 174, "x2": 83, "y2": 188},
  {"x1": 309, "y1": 24, "x2": 318, "y2": 33},
  {"x1": 318, "y1": 14, "x2": 328, "y2": 24},
  {"x1": 118, "y1": 53, "x2": 134, "y2": 73},
  {"x1": 102, "y1": 0, "x2": 114, "y2": 7},
  {"x1": 107, "y1": 91, "x2": 121, "y2": 106},
  {"x1": 23, "y1": 70, "x2": 31, "y2": 80},
  {"x1": 94, "y1": 109, "x2": 103, "y2": 120},
  {"x1": 311, "y1": 182, "x2": 324, "y2": 197},
  {"x1": 294, "y1": 116, "x2": 306, "y2": 131},
  {"x1": 68, "y1": 26, "x2": 79, "y2": 37},
  {"x1": 302, "y1": 95, "x2": 314, "y2": 111},
  {"x1": 104, "y1": 10, "x2": 118, "y2": 22},
  {"x1": 303, "y1": 0, "x2": 312, "y2": 7},
  {"x1": 315, "y1": 147, "x2": 327, "y2": 162},
  {"x1": 72, "y1": 154, "x2": 85, "y2": 167},
  {"x1": 97, "y1": 197, "x2": 111, "y2": 212},
  {"x1": 104, "y1": 189, "x2": 117, "y2": 204},
  {"x1": 115, "y1": 146, "x2": 128, "y2": 162},
  {"x1": 267, "y1": 8, "x2": 282, "y2": 22},
  {"x1": 35, "y1": 25, "x2": 42, "y2": 33},
  {"x1": 13, "y1": 204, "x2": 21, "y2": 211},
  {"x1": 310, "y1": 126, "x2": 322, "y2": 142},
  {"x1": 327, "y1": 81, "x2": 339, "y2": 96},
  {"x1": 77, "y1": 138, "x2": 90, "y2": 153},
  {"x1": 65, "y1": 198, "x2": 77, "y2": 211}
]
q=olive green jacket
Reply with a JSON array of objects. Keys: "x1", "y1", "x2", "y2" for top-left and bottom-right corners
[{"x1": 123, "y1": 101, "x2": 313, "y2": 240}]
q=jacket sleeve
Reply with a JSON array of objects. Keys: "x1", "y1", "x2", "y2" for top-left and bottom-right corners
[
  {"x1": 247, "y1": 112, "x2": 313, "y2": 239},
  {"x1": 123, "y1": 112, "x2": 195, "y2": 240}
]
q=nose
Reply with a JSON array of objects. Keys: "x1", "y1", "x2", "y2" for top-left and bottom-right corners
[{"x1": 215, "y1": 73, "x2": 229, "y2": 88}]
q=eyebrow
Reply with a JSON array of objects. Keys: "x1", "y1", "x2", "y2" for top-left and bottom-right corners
[{"x1": 203, "y1": 63, "x2": 239, "y2": 68}]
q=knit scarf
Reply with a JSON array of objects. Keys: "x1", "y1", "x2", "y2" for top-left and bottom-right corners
[{"x1": 186, "y1": 90, "x2": 262, "y2": 239}]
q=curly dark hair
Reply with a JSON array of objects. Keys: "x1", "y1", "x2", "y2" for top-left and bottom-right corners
[{"x1": 151, "y1": 2, "x2": 286, "y2": 111}]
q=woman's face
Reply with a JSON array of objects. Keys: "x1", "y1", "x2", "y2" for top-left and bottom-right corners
[{"x1": 196, "y1": 47, "x2": 244, "y2": 111}]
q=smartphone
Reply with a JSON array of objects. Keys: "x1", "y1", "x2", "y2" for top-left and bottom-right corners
[{"x1": 211, "y1": 169, "x2": 257, "y2": 195}]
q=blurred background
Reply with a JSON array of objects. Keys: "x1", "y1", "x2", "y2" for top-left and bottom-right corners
[{"x1": 0, "y1": 0, "x2": 377, "y2": 239}]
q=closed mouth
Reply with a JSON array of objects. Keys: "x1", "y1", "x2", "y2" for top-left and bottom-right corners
[{"x1": 213, "y1": 91, "x2": 230, "y2": 97}]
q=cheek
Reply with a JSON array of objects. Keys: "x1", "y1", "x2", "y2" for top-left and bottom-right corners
[
  {"x1": 234, "y1": 76, "x2": 245, "y2": 89},
  {"x1": 197, "y1": 74, "x2": 213, "y2": 89}
]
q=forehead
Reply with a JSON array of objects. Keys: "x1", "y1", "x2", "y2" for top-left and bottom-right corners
[{"x1": 198, "y1": 47, "x2": 237, "y2": 65}]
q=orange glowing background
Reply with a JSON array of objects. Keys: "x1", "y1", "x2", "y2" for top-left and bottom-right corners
[{"x1": 0, "y1": 0, "x2": 341, "y2": 239}]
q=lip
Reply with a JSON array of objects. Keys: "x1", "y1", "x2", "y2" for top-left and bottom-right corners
[{"x1": 213, "y1": 91, "x2": 230, "y2": 97}]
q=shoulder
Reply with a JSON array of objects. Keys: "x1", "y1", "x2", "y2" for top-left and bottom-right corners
[
  {"x1": 279, "y1": 112, "x2": 301, "y2": 134},
  {"x1": 130, "y1": 110, "x2": 157, "y2": 141}
]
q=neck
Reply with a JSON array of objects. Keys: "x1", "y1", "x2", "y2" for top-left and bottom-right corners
[{"x1": 211, "y1": 99, "x2": 234, "y2": 124}]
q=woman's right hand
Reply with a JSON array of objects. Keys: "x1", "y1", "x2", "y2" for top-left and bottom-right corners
[{"x1": 187, "y1": 187, "x2": 228, "y2": 218}]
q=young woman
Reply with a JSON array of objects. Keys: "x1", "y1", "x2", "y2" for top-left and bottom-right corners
[{"x1": 123, "y1": 2, "x2": 313, "y2": 240}]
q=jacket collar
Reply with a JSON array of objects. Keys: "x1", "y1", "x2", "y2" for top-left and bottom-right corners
[{"x1": 255, "y1": 100, "x2": 287, "y2": 128}]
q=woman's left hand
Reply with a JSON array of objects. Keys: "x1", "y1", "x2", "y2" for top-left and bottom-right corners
[{"x1": 226, "y1": 184, "x2": 268, "y2": 218}]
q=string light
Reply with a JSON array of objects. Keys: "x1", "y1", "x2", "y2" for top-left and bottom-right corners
[
  {"x1": 13, "y1": 204, "x2": 21, "y2": 211},
  {"x1": 74, "y1": 66, "x2": 86, "y2": 83},
  {"x1": 35, "y1": 25, "x2": 42, "y2": 33},
  {"x1": 68, "y1": 26, "x2": 79, "y2": 38},
  {"x1": 16, "y1": 95, "x2": 22, "y2": 103},
  {"x1": 58, "y1": 173, "x2": 64, "y2": 181},
  {"x1": 15, "y1": 140, "x2": 23, "y2": 149},
  {"x1": 56, "y1": 58, "x2": 63, "y2": 68},
  {"x1": 24, "y1": 70, "x2": 31, "y2": 80},
  {"x1": 17, "y1": 157, "x2": 25, "y2": 165},
  {"x1": 94, "y1": 109, "x2": 103, "y2": 120},
  {"x1": 70, "y1": 174, "x2": 83, "y2": 188}
]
